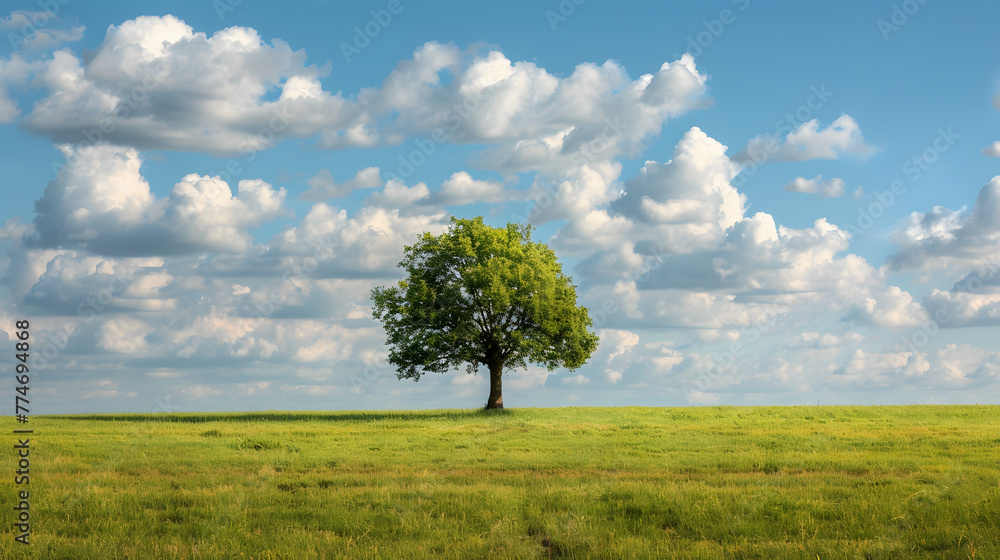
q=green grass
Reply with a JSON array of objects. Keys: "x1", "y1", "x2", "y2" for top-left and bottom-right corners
[{"x1": 3, "y1": 405, "x2": 998, "y2": 558}]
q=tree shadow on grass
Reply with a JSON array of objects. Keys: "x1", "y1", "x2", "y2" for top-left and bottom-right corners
[{"x1": 43, "y1": 408, "x2": 516, "y2": 423}]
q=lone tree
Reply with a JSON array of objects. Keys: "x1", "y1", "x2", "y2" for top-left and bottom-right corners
[{"x1": 371, "y1": 217, "x2": 599, "y2": 409}]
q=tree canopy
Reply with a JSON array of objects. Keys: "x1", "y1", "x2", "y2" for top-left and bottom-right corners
[{"x1": 371, "y1": 217, "x2": 599, "y2": 409}]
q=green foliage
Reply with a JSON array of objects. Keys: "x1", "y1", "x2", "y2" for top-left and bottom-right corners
[
  {"x1": 8, "y1": 405, "x2": 999, "y2": 558},
  {"x1": 371, "y1": 217, "x2": 599, "y2": 382}
]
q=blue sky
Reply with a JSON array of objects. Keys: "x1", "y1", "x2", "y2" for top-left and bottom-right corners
[{"x1": 2, "y1": 1, "x2": 1000, "y2": 413}]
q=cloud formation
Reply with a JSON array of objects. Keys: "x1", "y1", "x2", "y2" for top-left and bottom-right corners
[
  {"x1": 555, "y1": 128, "x2": 926, "y2": 332},
  {"x1": 0, "y1": 10, "x2": 84, "y2": 51},
  {"x1": 300, "y1": 167, "x2": 382, "y2": 201},
  {"x1": 887, "y1": 176, "x2": 1000, "y2": 271},
  {"x1": 15, "y1": 15, "x2": 712, "y2": 173},
  {"x1": 2, "y1": 12, "x2": 998, "y2": 412},
  {"x1": 735, "y1": 114, "x2": 876, "y2": 164},
  {"x1": 782, "y1": 175, "x2": 861, "y2": 198},
  {"x1": 29, "y1": 145, "x2": 288, "y2": 256}
]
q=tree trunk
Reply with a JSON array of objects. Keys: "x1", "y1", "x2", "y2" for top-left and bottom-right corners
[{"x1": 485, "y1": 361, "x2": 503, "y2": 410}]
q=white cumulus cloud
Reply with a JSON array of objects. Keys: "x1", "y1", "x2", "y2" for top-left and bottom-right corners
[
  {"x1": 29, "y1": 145, "x2": 288, "y2": 256},
  {"x1": 735, "y1": 114, "x2": 876, "y2": 164}
]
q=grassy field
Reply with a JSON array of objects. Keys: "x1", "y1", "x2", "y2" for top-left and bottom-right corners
[{"x1": 2, "y1": 405, "x2": 998, "y2": 559}]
